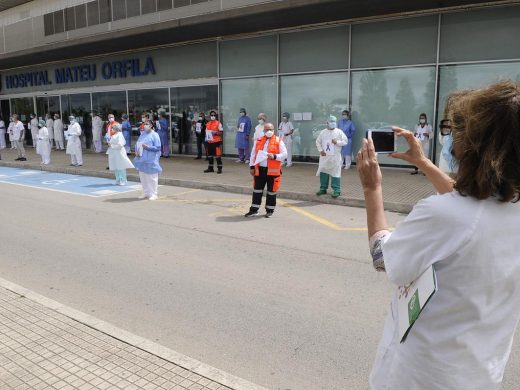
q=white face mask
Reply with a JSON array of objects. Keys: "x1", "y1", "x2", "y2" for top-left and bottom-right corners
[
  {"x1": 264, "y1": 130, "x2": 274, "y2": 138},
  {"x1": 419, "y1": 119, "x2": 426, "y2": 124},
  {"x1": 240, "y1": 112, "x2": 245, "y2": 117},
  {"x1": 144, "y1": 125, "x2": 151, "y2": 132},
  {"x1": 342, "y1": 115, "x2": 349, "y2": 120},
  {"x1": 327, "y1": 122, "x2": 337, "y2": 130},
  {"x1": 282, "y1": 117, "x2": 288, "y2": 122},
  {"x1": 210, "y1": 116, "x2": 216, "y2": 120},
  {"x1": 70, "y1": 118, "x2": 76, "y2": 124},
  {"x1": 258, "y1": 119, "x2": 265, "y2": 125},
  {"x1": 198, "y1": 117, "x2": 203, "y2": 121},
  {"x1": 109, "y1": 117, "x2": 114, "y2": 122}
]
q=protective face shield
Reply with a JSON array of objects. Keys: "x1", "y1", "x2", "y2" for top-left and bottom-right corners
[{"x1": 264, "y1": 130, "x2": 274, "y2": 138}]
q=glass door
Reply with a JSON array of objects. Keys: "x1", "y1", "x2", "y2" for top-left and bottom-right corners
[{"x1": 11, "y1": 97, "x2": 35, "y2": 146}]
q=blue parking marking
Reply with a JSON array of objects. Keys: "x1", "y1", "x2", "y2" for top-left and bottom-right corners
[{"x1": 0, "y1": 167, "x2": 141, "y2": 197}]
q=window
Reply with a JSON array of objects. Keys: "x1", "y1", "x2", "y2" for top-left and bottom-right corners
[
  {"x1": 53, "y1": 10, "x2": 65, "y2": 33},
  {"x1": 112, "y1": 0, "x2": 126, "y2": 21},
  {"x1": 92, "y1": 91, "x2": 127, "y2": 121},
  {"x1": 44, "y1": 13, "x2": 54, "y2": 36},
  {"x1": 75, "y1": 4, "x2": 87, "y2": 29},
  {"x1": 219, "y1": 36, "x2": 277, "y2": 77},
  {"x1": 99, "y1": 0, "x2": 112, "y2": 23},
  {"x1": 141, "y1": 0, "x2": 157, "y2": 14},
  {"x1": 65, "y1": 7, "x2": 75, "y2": 31},
  {"x1": 158, "y1": 0, "x2": 172, "y2": 11},
  {"x1": 87, "y1": 1, "x2": 100, "y2": 26},
  {"x1": 126, "y1": 0, "x2": 140, "y2": 17},
  {"x1": 174, "y1": 0, "x2": 190, "y2": 8}
]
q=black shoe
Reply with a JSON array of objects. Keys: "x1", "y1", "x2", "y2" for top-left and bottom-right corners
[
  {"x1": 106, "y1": 167, "x2": 109, "y2": 170},
  {"x1": 19, "y1": 157, "x2": 27, "y2": 161},
  {"x1": 244, "y1": 210, "x2": 259, "y2": 217},
  {"x1": 204, "y1": 168, "x2": 214, "y2": 173},
  {"x1": 265, "y1": 211, "x2": 274, "y2": 218},
  {"x1": 15, "y1": 157, "x2": 21, "y2": 161},
  {"x1": 217, "y1": 168, "x2": 222, "y2": 174}
]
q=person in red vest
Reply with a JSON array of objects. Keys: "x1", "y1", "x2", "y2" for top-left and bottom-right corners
[
  {"x1": 245, "y1": 122, "x2": 287, "y2": 218},
  {"x1": 204, "y1": 110, "x2": 224, "y2": 174}
]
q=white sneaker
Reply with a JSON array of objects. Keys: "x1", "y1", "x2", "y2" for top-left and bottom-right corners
[
  {"x1": 244, "y1": 160, "x2": 250, "y2": 164},
  {"x1": 235, "y1": 159, "x2": 242, "y2": 163},
  {"x1": 286, "y1": 163, "x2": 293, "y2": 167},
  {"x1": 138, "y1": 195, "x2": 148, "y2": 200},
  {"x1": 343, "y1": 165, "x2": 350, "y2": 170},
  {"x1": 119, "y1": 182, "x2": 127, "y2": 186},
  {"x1": 148, "y1": 195, "x2": 158, "y2": 201}
]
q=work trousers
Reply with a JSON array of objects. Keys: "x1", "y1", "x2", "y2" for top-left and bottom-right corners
[
  {"x1": 206, "y1": 142, "x2": 223, "y2": 171},
  {"x1": 0, "y1": 129, "x2": 5, "y2": 149},
  {"x1": 13, "y1": 140, "x2": 25, "y2": 157},
  {"x1": 115, "y1": 169, "x2": 127, "y2": 184},
  {"x1": 55, "y1": 140, "x2": 65, "y2": 150},
  {"x1": 70, "y1": 152, "x2": 83, "y2": 166},
  {"x1": 238, "y1": 144, "x2": 250, "y2": 162},
  {"x1": 283, "y1": 137, "x2": 292, "y2": 165},
  {"x1": 319, "y1": 172, "x2": 340, "y2": 193},
  {"x1": 93, "y1": 140, "x2": 102, "y2": 153},
  {"x1": 249, "y1": 167, "x2": 278, "y2": 212},
  {"x1": 139, "y1": 172, "x2": 159, "y2": 198},
  {"x1": 196, "y1": 135, "x2": 205, "y2": 158}
]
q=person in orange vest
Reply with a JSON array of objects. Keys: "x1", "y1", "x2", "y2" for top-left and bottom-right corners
[
  {"x1": 204, "y1": 110, "x2": 224, "y2": 174},
  {"x1": 245, "y1": 122, "x2": 287, "y2": 218}
]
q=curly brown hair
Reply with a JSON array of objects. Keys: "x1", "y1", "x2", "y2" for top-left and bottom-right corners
[{"x1": 448, "y1": 80, "x2": 520, "y2": 202}]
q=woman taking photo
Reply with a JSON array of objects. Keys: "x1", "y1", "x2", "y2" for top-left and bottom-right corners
[{"x1": 358, "y1": 80, "x2": 520, "y2": 389}]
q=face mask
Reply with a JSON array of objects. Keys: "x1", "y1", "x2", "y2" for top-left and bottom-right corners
[
  {"x1": 258, "y1": 119, "x2": 265, "y2": 125},
  {"x1": 210, "y1": 116, "x2": 216, "y2": 120},
  {"x1": 70, "y1": 119, "x2": 76, "y2": 124},
  {"x1": 265, "y1": 130, "x2": 274, "y2": 138},
  {"x1": 328, "y1": 122, "x2": 336, "y2": 129},
  {"x1": 419, "y1": 119, "x2": 426, "y2": 124},
  {"x1": 109, "y1": 117, "x2": 114, "y2": 122},
  {"x1": 342, "y1": 115, "x2": 349, "y2": 120},
  {"x1": 282, "y1": 117, "x2": 288, "y2": 122},
  {"x1": 144, "y1": 125, "x2": 151, "y2": 132},
  {"x1": 240, "y1": 112, "x2": 245, "y2": 117},
  {"x1": 198, "y1": 117, "x2": 203, "y2": 121}
]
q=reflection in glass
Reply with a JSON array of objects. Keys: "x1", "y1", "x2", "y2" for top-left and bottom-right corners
[
  {"x1": 11, "y1": 98, "x2": 35, "y2": 145},
  {"x1": 220, "y1": 77, "x2": 277, "y2": 156},
  {"x1": 281, "y1": 73, "x2": 348, "y2": 161},
  {"x1": 92, "y1": 91, "x2": 126, "y2": 122},
  {"x1": 351, "y1": 66, "x2": 436, "y2": 166},
  {"x1": 436, "y1": 62, "x2": 520, "y2": 164},
  {"x1": 171, "y1": 85, "x2": 218, "y2": 155}
]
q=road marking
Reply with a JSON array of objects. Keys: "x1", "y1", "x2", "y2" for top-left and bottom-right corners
[{"x1": 278, "y1": 200, "x2": 368, "y2": 231}]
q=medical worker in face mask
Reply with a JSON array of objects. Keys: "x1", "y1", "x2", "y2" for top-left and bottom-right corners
[
  {"x1": 338, "y1": 110, "x2": 356, "y2": 169},
  {"x1": 235, "y1": 108, "x2": 252, "y2": 163},
  {"x1": 134, "y1": 121, "x2": 162, "y2": 200},
  {"x1": 29, "y1": 114, "x2": 39, "y2": 148},
  {"x1": 253, "y1": 113, "x2": 267, "y2": 141},
  {"x1": 158, "y1": 113, "x2": 170, "y2": 158},
  {"x1": 278, "y1": 112, "x2": 295, "y2": 167},
  {"x1": 121, "y1": 114, "x2": 132, "y2": 155},
  {"x1": 315, "y1": 115, "x2": 348, "y2": 198},
  {"x1": 36, "y1": 119, "x2": 51, "y2": 165},
  {"x1": 412, "y1": 113, "x2": 432, "y2": 174},
  {"x1": 245, "y1": 122, "x2": 287, "y2": 218},
  {"x1": 66, "y1": 116, "x2": 83, "y2": 166},
  {"x1": 438, "y1": 118, "x2": 457, "y2": 175},
  {"x1": 108, "y1": 123, "x2": 134, "y2": 185},
  {"x1": 53, "y1": 113, "x2": 65, "y2": 150},
  {"x1": 204, "y1": 110, "x2": 224, "y2": 174},
  {"x1": 194, "y1": 112, "x2": 207, "y2": 160},
  {"x1": 91, "y1": 112, "x2": 103, "y2": 153},
  {"x1": 45, "y1": 113, "x2": 54, "y2": 148}
]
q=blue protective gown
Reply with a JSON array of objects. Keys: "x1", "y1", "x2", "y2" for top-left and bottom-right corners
[
  {"x1": 122, "y1": 120, "x2": 132, "y2": 150},
  {"x1": 338, "y1": 119, "x2": 356, "y2": 157},
  {"x1": 235, "y1": 115, "x2": 252, "y2": 149},
  {"x1": 133, "y1": 130, "x2": 162, "y2": 174},
  {"x1": 158, "y1": 118, "x2": 169, "y2": 146}
]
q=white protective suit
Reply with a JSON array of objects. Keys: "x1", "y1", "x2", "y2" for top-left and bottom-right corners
[
  {"x1": 315, "y1": 128, "x2": 348, "y2": 178},
  {"x1": 108, "y1": 132, "x2": 134, "y2": 171},
  {"x1": 92, "y1": 115, "x2": 103, "y2": 153},
  {"x1": 46, "y1": 118, "x2": 54, "y2": 146},
  {"x1": 253, "y1": 124, "x2": 265, "y2": 141},
  {"x1": 66, "y1": 121, "x2": 83, "y2": 166},
  {"x1": 7, "y1": 121, "x2": 14, "y2": 147},
  {"x1": 414, "y1": 123, "x2": 432, "y2": 159},
  {"x1": 53, "y1": 118, "x2": 65, "y2": 149},
  {"x1": 36, "y1": 126, "x2": 51, "y2": 164},
  {"x1": 30, "y1": 117, "x2": 39, "y2": 148}
]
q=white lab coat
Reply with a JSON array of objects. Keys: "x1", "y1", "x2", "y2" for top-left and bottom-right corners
[
  {"x1": 53, "y1": 119, "x2": 64, "y2": 142},
  {"x1": 92, "y1": 116, "x2": 103, "y2": 142},
  {"x1": 30, "y1": 118, "x2": 39, "y2": 145},
  {"x1": 370, "y1": 192, "x2": 520, "y2": 390},
  {"x1": 414, "y1": 124, "x2": 432, "y2": 158},
  {"x1": 108, "y1": 132, "x2": 134, "y2": 171},
  {"x1": 0, "y1": 120, "x2": 6, "y2": 149},
  {"x1": 253, "y1": 124, "x2": 265, "y2": 141},
  {"x1": 46, "y1": 118, "x2": 54, "y2": 140},
  {"x1": 36, "y1": 127, "x2": 51, "y2": 164},
  {"x1": 7, "y1": 122, "x2": 14, "y2": 142},
  {"x1": 315, "y1": 128, "x2": 348, "y2": 178},
  {"x1": 66, "y1": 122, "x2": 82, "y2": 156},
  {"x1": 437, "y1": 132, "x2": 450, "y2": 174}
]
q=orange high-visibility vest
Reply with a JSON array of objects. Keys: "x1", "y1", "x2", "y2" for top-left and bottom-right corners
[
  {"x1": 205, "y1": 120, "x2": 223, "y2": 143},
  {"x1": 254, "y1": 136, "x2": 282, "y2": 176}
]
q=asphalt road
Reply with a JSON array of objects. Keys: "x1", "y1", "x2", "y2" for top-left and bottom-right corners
[{"x1": 0, "y1": 172, "x2": 519, "y2": 390}]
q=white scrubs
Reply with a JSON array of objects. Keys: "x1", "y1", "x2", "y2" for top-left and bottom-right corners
[
  {"x1": 371, "y1": 192, "x2": 520, "y2": 390},
  {"x1": 414, "y1": 124, "x2": 432, "y2": 159},
  {"x1": 66, "y1": 122, "x2": 83, "y2": 166},
  {"x1": 315, "y1": 128, "x2": 348, "y2": 178},
  {"x1": 53, "y1": 118, "x2": 65, "y2": 149},
  {"x1": 278, "y1": 121, "x2": 295, "y2": 166},
  {"x1": 36, "y1": 127, "x2": 51, "y2": 164}
]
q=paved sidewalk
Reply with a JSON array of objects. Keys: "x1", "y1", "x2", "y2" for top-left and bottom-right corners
[
  {"x1": 0, "y1": 147, "x2": 435, "y2": 213},
  {"x1": 0, "y1": 280, "x2": 266, "y2": 390}
]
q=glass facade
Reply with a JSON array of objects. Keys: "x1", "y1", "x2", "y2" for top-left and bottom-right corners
[
  {"x1": 5, "y1": 4, "x2": 520, "y2": 163},
  {"x1": 61, "y1": 93, "x2": 93, "y2": 148}
]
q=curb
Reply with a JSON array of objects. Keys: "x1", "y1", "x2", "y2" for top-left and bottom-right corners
[
  {"x1": 0, "y1": 277, "x2": 269, "y2": 390},
  {"x1": 0, "y1": 160, "x2": 413, "y2": 213}
]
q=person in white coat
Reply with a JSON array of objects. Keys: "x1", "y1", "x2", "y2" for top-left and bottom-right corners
[
  {"x1": 253, "y1": 113, "x2": 267, "y2": 141},
  {"x1": 7, "y1": 117, "x2": 15, "y2": 149},
  {"x1": 278, "y1": 112, "x2": 295, "y2": 167},
  {"x1": 91, "y1": 112, "x2": 103, "y2": 153},
  {"x1": 30, "y1": 114, "x2": 38, "y2": 148},
  {"x1": 0, "y1": 116, "x2": 6, "y2": 150},
  {"x1": 411, "y1": 113, "x2": 432, "y2": 174},
  {"x1": 53, "y1": 113, "x2": 65, "y2": 150},
  {"x1": 45, "y1": 114, "x2": 54, "y2": 148},
  {"x1": 36, "y1": 119, "x2": 51, "y2": 165},
  {"x1": 66, "y1": 116, "x2": 83, "y2": 166},
  {"x1": 315, "y1": 115, "x2": 348, "y2": 198},
  {"x1": 108, "y1": 123, "x2": 134, "y2": 185}
]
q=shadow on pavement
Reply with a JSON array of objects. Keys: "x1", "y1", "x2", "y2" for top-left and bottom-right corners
[{"x1": 103, "y1": 197, "x2": 143, "y2": 203}]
